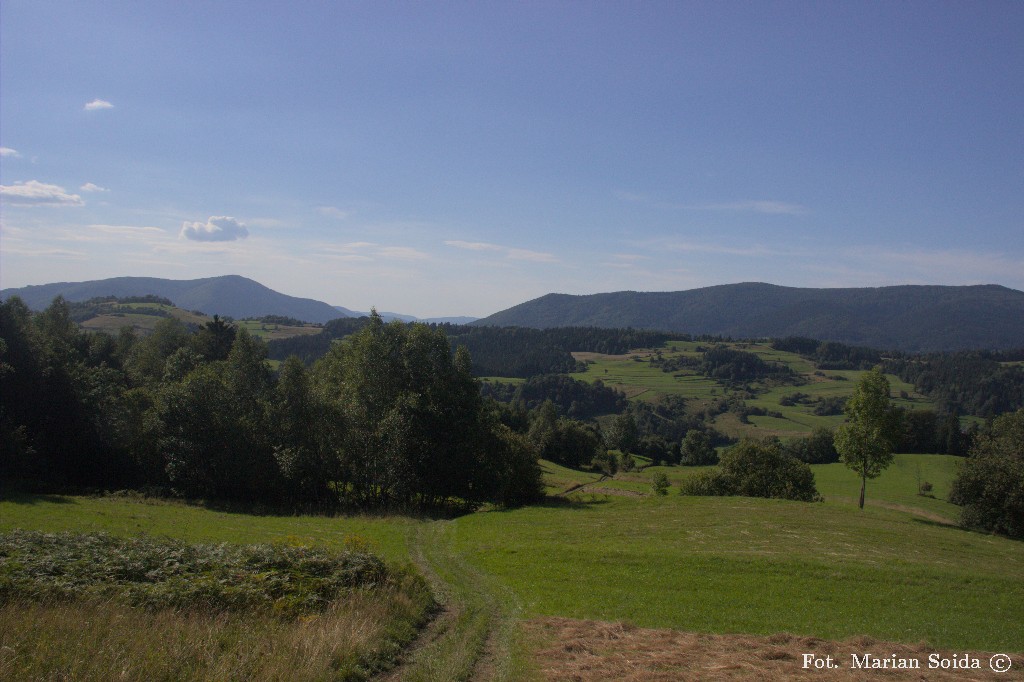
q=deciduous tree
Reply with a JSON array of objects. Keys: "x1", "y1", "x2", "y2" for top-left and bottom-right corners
[{"x1": 834, "y1": 368, "x2": 898, "y2": 509}]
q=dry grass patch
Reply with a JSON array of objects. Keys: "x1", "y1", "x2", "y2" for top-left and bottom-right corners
[
  {"x1": 0, "y1": 589, "x2": 424, "y2": 681},
  {"x1": 526, "y1": 617, "x2": 1024, "y2": 681}
]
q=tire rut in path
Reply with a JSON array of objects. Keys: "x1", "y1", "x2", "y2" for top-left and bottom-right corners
[{"x1": 377, "y1": 521, "x2": 521, "y2": 682}]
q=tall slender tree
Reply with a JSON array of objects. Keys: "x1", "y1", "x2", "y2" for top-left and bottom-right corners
[{"x1": 834, "y1": 368, "x2": 898, "y2": 509}]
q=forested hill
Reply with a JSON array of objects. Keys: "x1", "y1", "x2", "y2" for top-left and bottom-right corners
[
  {"x1": 0, "y1": 275, "x2": 346, "y2": 324},
  {"x1": 475, "y1": 283, "x2": 1024, "y2": 352}
]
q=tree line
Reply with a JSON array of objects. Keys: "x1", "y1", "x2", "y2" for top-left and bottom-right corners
[{"x1": 0, "y1": 298, "x2": 542, "y2": 511}]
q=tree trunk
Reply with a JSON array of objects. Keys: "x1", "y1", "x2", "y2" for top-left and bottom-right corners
[{"x1": 859, "y1": 473, "x2": 866, "y2": 509}]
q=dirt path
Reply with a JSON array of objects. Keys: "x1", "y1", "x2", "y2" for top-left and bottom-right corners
[{"x1": 377, "y1": 521, "x2": 524, "y2": 682}]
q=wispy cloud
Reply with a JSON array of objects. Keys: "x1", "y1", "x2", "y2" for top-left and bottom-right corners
[
  {"x1": 180, "y1": 216, "x2": 249, "y2": 242},
  {"x1": 660, "y1": 240, "x2": 793, "y2": 258},
  {"x1": 84, "y1": 99, "x2": 114, "y2": 111},
  {"x1": 0, "y1": 147, "x2": 21, "y2": 158},
  {"x1": 317, "y1": 206, "x2": 350, "y2": 219},
  {"x1": 0, "y1": 245, "x2": 89, "y2": 258},
  {"x1": 599, "y1": 253, "x2": 651, "y2": 269},
  {"x1": 91, "y1": 224, "x2": 165, "y2": 236},
  {"x1": 319, "y1": 241, "x2": 429, "y2": 262},
  {"x1": 869, "y1": 247, "x2": 1024, "y2": 284},
  {"x1": 445, "y1": 240, "x2": 558, "y2": 263},
  {"x1": 378, "y1": 246, "x2": 429, "y2": 260},
  {"x1": 615, "y1": 191, "x2": 808, "y2": 215},
  {"x1": 694, "y1": 200, "x2": 809, "y2": 215},
  {"x1": 0, "y1": 180, "x2": 84, "y2": 206},
  {"x1": 80, "y1": 183, "x2": 110, "y2": 193}
]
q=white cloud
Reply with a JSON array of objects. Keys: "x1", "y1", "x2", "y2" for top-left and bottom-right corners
[
  {"x1": 0, "y1": 147, "x2": 21, "y2": 158},
  {"x1": 0, "y1": 180, "x2": 84, "y2": 206},
  {"x1": 180, "y1": 216, "x2": 249, "y2": 242},
  {"x1": 445, "y1": 240, "x2": 501, "y2": 252},
  {"x1": 84, "y1": 99, "x2": 114, "y2": 111},
  {"x1": 317, "y1": 206, "x2": 350, "y2": 219},
  {"x1": 378, "y1": 246, "x2": 430, "y2": 260},
  {"x1": 445, "y1": 240, "x2": 558, "y2": 263},
  {"x1": 80, "y1": 182, "x2": 110, "y2": 192},
  {"x1": 319, "y1": 241, "x2": 428, "y2": 261}
]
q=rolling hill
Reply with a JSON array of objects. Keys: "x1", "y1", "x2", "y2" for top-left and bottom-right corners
[
  {"x1": 475, "y1": 282, "x2": 1024, "y2": 352},
  {"x1": 1, "y1": 275, "x2": 347, "y2": 324}
]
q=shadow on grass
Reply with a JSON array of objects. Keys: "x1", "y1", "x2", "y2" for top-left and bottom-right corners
[
  {"x1": 482, "y1": 495, "x2": 613, "y2": 514},
  {"x1": 190, "y1": 496, "x2": 476, "y2": 522},
  {"x1": 0, "y1": 490, "x2": 76, "y2": 505},
  {"x1": 911, "y1": 515, "x2": 1023, "y2": 542}
]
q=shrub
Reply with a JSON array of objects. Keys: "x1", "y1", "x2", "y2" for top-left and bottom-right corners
[
  {"x1": 678, "y1": 438, "x2": 821, "y2": 502},
  {"x1": 949, "y1": 409, "x2": 1024, "y2": 538},
  {"x1": 651, "y1": 472, "x2": 670, "y2": 496},
  {"x1": 0, "y1": 530, "x2": 396, "y2": 619}
]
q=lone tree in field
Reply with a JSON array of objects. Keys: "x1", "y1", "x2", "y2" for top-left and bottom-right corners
[{"x1": 834, "y1": 367, "x2": 898, "y2": 509}]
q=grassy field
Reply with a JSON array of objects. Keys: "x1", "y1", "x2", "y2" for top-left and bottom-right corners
[
  {"x1": 0, "y1": 492, "x2": 414, "y2": 562},
  {"x1": 79, "y1": 303, "x2": 210, "y2": 335},
  {"x1": 77, "y1": 303, "x2": 324, "y2": 341},
  {"x1": 235, "y1": 319, "x2": 324, "y2": 341},
  {"x1": 455, "y1": 490, "x2": 1023, "y2": 652},
  {"x1": 3, "y1": 452, "x2": 1021, "y2": 678},
  {"x1": 570, "y1": 340, "x2": 931, "y2": 441},
  {"x1": 0, "y1": 504, "x2": 432, "y2": 681}
]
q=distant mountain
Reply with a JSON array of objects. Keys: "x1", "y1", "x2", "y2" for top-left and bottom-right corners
[
  {"x1": 475, "y1": 283, "x2": 1024, "y2": 352},
  {"x1": 334, "y1": 307, "x2": 417, "y2": 323},
  {"x1": 333, "y1": 307, "x2": 478, "y2": 325},
  {"x1": 1, "y1": 275, "x2": 347, "y2": 324},
  {"x1": 423, "y1": 316, "x2": 479, "y2": 325}
]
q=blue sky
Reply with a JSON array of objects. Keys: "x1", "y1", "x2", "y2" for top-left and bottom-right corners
[{"x1": 2, "y1": 1, "x2": 1022, "y2": 318}]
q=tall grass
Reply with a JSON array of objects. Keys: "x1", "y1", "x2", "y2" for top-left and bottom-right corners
[{"x1": 0, "y1": 531, "x2": 433, "y2": 681}]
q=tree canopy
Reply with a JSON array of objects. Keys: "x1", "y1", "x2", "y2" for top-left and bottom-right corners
[{"x1": 834, "y1": 368, "x2": 898, "y2": 509}]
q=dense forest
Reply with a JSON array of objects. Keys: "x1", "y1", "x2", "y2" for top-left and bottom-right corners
[
  {"x1": 0, "y1": 297, "x2": 542, "y2": 510},
  {"x1": 5, "y1": 295, "x2": 1023, "y2": 515},
  {"x1": 269, "y1": 322, "x2": 672, "y2": 377}
]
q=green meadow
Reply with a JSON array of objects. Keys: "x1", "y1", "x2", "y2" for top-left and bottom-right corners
[
  {"x1": 453, "y1": 453, "x2": 1023, "y2": 652},
  {"x1": 4, "y1": 449, "x2": 1022, "y2": 667}
]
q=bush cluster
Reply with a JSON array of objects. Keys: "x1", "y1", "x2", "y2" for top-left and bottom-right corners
[{"x1": 0, "y1": 530, "x2": 401, "y2": 618}]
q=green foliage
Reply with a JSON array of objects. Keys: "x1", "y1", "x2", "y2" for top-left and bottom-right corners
[
  {"x1": 679, "y1": 429, "x2": 717, "y2": 466},
  {"x1": 651, "y1": 471, "x2": 670, "y2": 496},
  {"x1": 678, "y1": 438, "x2": 820, "y2": 502},
  {"x1": 0, "y1": 530, "x2": 393, "y2": 618},
  {"x1": 950, "y1": 409, "x2": 1024, "y2": 538},
  {"x1": 787, "y1": 427, "x2": 839, "y2": 464},
  {"x1": 885, "y1": 350, "x2": 1024, "y2": 416},
  {"x1": 604, "y1": 412, "x2": 639, "y2": 454},
  {"x1": 700, "y1": 346, "x2": 796, "y2": 386},
  {"x1": 479, "y1": 373, "x2": 626, "y2": 419},
  {"x1": 315, "y1": 312, "x2": 542, "y2": 509},
  {"x1": 528, "y1": 401, "x2": 603, "y2": 470},
  {"x1": 834, "y1": 368, "x2": 898, "y2": 508}
]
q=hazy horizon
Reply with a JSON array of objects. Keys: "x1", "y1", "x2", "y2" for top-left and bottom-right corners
[{"x1": 2, "y1": 2, "x2": 1022, "y2": 318}]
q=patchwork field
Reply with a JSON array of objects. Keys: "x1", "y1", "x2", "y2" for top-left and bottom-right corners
[{"x1": 571, "y1": 340, "x2": 930, "y2": 440}]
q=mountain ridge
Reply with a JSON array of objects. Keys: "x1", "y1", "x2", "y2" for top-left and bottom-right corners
[
  {"x1": 474, "y1": 282, "x2": 1024, "y2": 352},
  {"x1": 1, "y1": 275, "x2": 347, "y2": 324}
]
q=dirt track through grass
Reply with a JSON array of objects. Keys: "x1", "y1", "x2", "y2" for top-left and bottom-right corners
[{"x1": 380, "y1": 521, "x2": 528, "y2": 682}]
